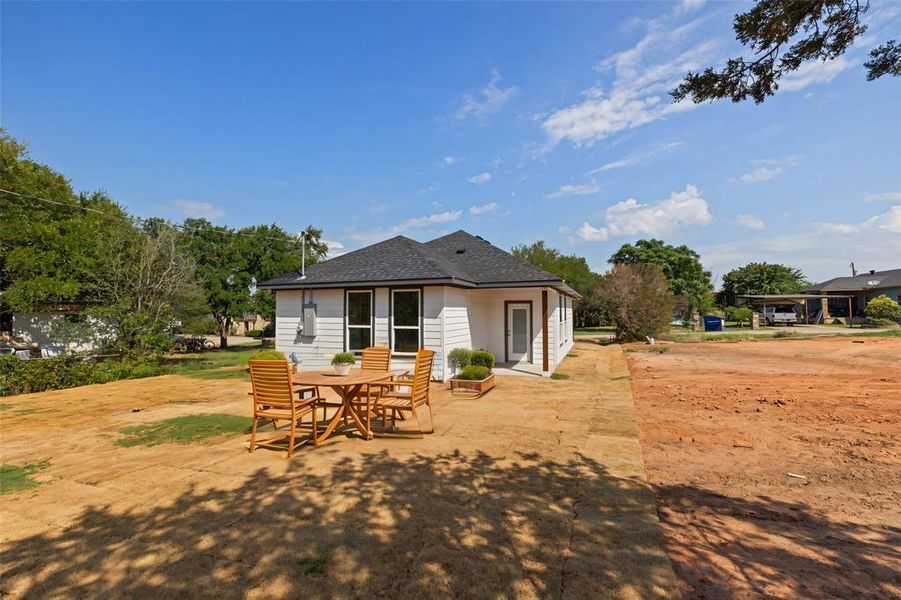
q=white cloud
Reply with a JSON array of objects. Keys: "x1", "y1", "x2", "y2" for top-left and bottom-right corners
[
  {"x1": 542, "y1": 18, "x2": 718, "y2": 147},
  {"x1": 348, "y1": 210, "x2": 463, "y2": 242},
  {"x1": 864, "y1": 191, "x2": 901, "y2": 203},
  {"x1": 574, "y1": 184, "x2": 711, "y2": 242},
  {"x1": 444, "y1": 156, "x2": 462, "y2": 165},
  {"x1": 322, "y1": 239, "x2": 345, "y2": 258},
  {"x1": 171, "y1": 199, "x2": 225, "y2": 220},
  {"x1": 546, "y1": 180, "x2": 601, "y2": 199},
  {"x1": 737, "y1": 214, "x2": 766, "y2": 230},
  {"x1": 817, "y1": 205, "x2": 901, "y2": 235},
  {"x1": 780, "y1": 57, "x2": 851, "y2": 91},
  {"x1": 732, "y1": 156, "x2": 799, "y2": 183},
  {"x1": 467, "y1": 172, "x2": 491, "y2": 185},
  {"x1": 586, "y1": 141, "x2": 683, "y2": 174},
  {"x1": 677, "y1": 0, "x2": 706, "y2": 14},
  {"x1": 469, "y1": 202, "x2": 499, "y2": 215},
  {"x1": 455, "y1": 69, "x2": 518, "y2": 120}
]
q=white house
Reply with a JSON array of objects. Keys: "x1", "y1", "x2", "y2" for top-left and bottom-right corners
[{"x1": 258, "y1": 230, "x2": 579, "y2": 380}]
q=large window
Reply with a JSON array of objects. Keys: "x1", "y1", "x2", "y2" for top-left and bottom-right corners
[
  {"x1": 391, "y1": 289, "x2": 421, "y2": 353},
  {"x1": 346, "y1": 290, "x2": 372, "y2": 352}
]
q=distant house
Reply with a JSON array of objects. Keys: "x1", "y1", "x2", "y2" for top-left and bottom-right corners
[
  {"x1": 803, "y1": 268, "x2": 901, "y2": 320},
  {"x1": 258, "y1": 230, "x2": 579, "y2": 380},
  {"x1": 11, "y1": 305, "x2": 114, "y2": 357},
  {"x1": 232, "y1": 313, "x2": 269, "y2": 336}
]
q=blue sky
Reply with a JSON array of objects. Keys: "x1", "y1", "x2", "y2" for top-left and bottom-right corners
[{"x1": 3, "y1": 1, "x2": 900, "y2": 284}]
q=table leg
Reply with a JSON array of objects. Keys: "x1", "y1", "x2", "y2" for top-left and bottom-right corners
[
  {"x1": 342, "y1": 384, "x2": 372, "y2": 440},
  {"x1": 314, "y1": 387, "x2": 347, "y2": 445}
]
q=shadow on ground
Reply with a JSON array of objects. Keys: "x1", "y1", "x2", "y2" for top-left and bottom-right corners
[
  {"x1": 1, "y1": 450, "x2": 677, "y2": 599},
  {"x1": 654, "y1": 485, "x2": 901, "y2": 598}
]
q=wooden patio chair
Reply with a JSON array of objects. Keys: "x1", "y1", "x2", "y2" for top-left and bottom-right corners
[
  {"x1": 372, "y1": 349, "x2": 435, "y2": 435},
  {"x1": 347, "y1": 346, "x2": 392, "y2": 424},
  {"x1": 248, "y1": 359, "x2": 322, "y2": 457}
]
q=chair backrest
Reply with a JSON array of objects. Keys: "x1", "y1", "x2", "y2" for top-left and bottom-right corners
[
  {"x1": 249, "y1": 359, "x2": 296, "y2": 412},
  {"x1": 361, "y1": 346, "x2": 391, "y2": 372},
  {"x1": 411, "y1": 349, "x2": 435, "y2": 401}
]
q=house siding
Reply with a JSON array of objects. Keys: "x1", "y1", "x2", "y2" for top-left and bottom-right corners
[{"x1": 442, "y1": 286, "x2": 471, "y2": 379}]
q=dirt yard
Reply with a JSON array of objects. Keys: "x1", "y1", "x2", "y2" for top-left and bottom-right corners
[
  {"x1": 0, "y1": 341, "x2": 679, "y2": 599},
  {"x1": 626, "y1": 336, "x2": 901, "y2": 599}
]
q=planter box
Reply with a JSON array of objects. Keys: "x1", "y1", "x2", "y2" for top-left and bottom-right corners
[{"x1": 448, "y1": 373, "x2": 495, "y2": 397}]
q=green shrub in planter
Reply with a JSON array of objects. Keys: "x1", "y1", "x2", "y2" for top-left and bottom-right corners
[
  {"x1": 331, "y1": 352, "x2": 356, "y2": 365},
  {"x1": 448, "y1": 348, "x2": 472, "y2": 369},
  {"x1": 456, "y1": 365, "x2": 490, "y2": 381},
  {"x1": 469, "y1": 350, "x2": 495, "y2": 370},
  {"x1": 250, "y1": 349, "x2": 286, "y2": 361}
]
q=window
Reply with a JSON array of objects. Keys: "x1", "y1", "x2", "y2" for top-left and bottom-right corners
[
  {"x1": 559, "y1": 296, "x2": 568, "y2": 344},
  {"x1": 346, "y1": 291, "x2": 372, "y2": 352},
  {"x1": 391, "y1": 289, "x2": 421, "y2": 353}
]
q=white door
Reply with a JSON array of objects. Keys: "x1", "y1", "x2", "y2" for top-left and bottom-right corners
[{"x1": 506, "y1": 303, "x2": 530, "y2": 363}]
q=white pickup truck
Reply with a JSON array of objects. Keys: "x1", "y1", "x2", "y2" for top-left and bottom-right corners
[{"x1": 759, "y1": 307, "x2": 798, "y2": 326}]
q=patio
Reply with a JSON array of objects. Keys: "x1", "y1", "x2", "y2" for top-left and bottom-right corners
[{"x1": 0, "y1": 341, "x2": 679, "y2": 599}]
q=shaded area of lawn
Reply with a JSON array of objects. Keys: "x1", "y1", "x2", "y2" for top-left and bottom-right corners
[
  {"x1": 115, "y1": 415, "x2": 251, "y2": 447},
  {"x1": 0, "y1": 451, "x2": 680, "y2": 598}
]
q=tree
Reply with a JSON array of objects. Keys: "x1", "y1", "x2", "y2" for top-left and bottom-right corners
[
  {"x1": 864, "y1": 295, "x2": 901, "y2": 321},
  {"x1": 672, "y1": 0, "x2": 898, "y2": 105},
  {"x1": 512, "y1": 241, "x2": 603, "y2": 327},
  {"x1": 598, "y1": 264, "x2": 674, "y2": 342},
  {"x1": 720, "y1": 262, "x2": 809, "y2": 306},
  {"x1": 608, "y1": 239, "x2": 712, "y2": 316},
  {"x1": 724, "y1": 306, "x2": 755, "y2": 327},
  {"x1": 183, "y1": 221, "x2": 327, "y2": 348}
]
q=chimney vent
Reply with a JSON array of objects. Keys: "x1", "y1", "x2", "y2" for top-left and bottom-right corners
[{"x1": 869, "y1": 269, "x2": 876, "y2": 275}]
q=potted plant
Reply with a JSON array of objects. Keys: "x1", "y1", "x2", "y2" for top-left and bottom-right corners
[
  {"x1": 448, "y1": 349, "x2": 495, "y2": 396},
  {"x1": 331, "y1": 352, "x2": 356, "y2": 375}
]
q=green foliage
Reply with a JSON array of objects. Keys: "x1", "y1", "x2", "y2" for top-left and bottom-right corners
[
  {"x1": 773, "y1": 330, "x2": 798, "y2": 339},
  {"x1": 115, "y1": 414, "x2": 251, "y2": 447},
  {"x1": 456, "y1": 365, "x2": 491, "y2": 381},
  {"x1": 245, "y1": 329, "x2": 263, "y2": 337},
  {"x1": 250, "y1": 349, "x2": 286, "y2": 361},
  {"x1": 724, "y1": 306, "x2": 755, "y2": 327},
  {"x1": 720, "y1": 263, "x2": 809, "y2": 306},
  {"x1": 865, "y1": 295, "x2": 901, "y2": 320},
  {"x1": 672, "y1": 0, "x2": 894, "y2": 104},
  {"x1": 599, "y1": 263, "x2": 674, "y2": 343},
  {"x1": 0, "y1": 355, "x2": 163, "y2": 396},
  {"x1": 448, "y1": 348, "x2": 472, "y2": 369},
  {"x1": 549, "y1": 372, "x2": 570, "y2": 380},
  {"x1": 512, "y1": 241, "x2": 603, "y2": 327},
  {"x1": 0, "y1": 460, "x2": 50, "y2": 495},
  {"x1": 609, "y1": 239, "x2": 712, "y2": 316},
  {"x1": 331, "y1": 352, "x2": 356, "y2": 365},
  {"x1": 469, "y1": 350, "x2": 495, "y2": 370}
]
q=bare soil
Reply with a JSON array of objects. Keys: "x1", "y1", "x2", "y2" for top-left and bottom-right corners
[
  {"x1": 626, "y1": 336, "x2": 901, "y2": 599},
  {"x1": 0, "y1": 342, "x2": 679, "y2": 599}
]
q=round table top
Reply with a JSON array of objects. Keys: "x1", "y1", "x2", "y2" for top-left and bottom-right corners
[{"x1": 293, "y1": 369, "x2": 392, "y2": 387}]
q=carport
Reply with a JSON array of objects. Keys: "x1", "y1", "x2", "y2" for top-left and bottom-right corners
[{"x1": 736, "y1": 294, "x2": 855, "y2": 327}]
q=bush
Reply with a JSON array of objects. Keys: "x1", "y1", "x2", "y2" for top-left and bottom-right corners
[
  {"x1": 262, "y1": 322, "x2": 275, "y2": 337},
  {"x1": 724, "y1": 306, "x2": 754, "y2": 327},
  {"x1": 250, "y1": 349, "x2": 286, "y2": 361},
  {"x1": 331, "y1": 352, "x2": 356, "y2": 365},
  {"x1": 456, "y1": 365, "x2": 490, "y2": 381},
  {"x1": 448, "y1": 348, "x2": 472, "y2": 369},
  {"x1": 599, "y1": 264, "x2": 674, "y2": 343},
  {"x1": 245, "y1": 329, "x2": 263, "y2": 338},
  {"x1": 469, "y1": 350, "x2": 495, "y2": 370},
  {"x1": 865, "y1": 295, "x2": 901, "y2": 321}
]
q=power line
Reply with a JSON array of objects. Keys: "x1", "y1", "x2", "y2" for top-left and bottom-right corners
[{"x1": 0, "y1": 187, "x2": 312, "y2": 246}]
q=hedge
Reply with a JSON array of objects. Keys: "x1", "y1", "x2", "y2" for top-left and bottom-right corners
[{"x1": 0, "y1": 355, "x2": 164, "y2": 397}]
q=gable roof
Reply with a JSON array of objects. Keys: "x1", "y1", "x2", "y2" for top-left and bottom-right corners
[
  {"x1": 803, "y1": 268, "x2": 901, "y2": 292},
  {"x1": 258, "y1": 230, "x2": 579, "y2": 297}
]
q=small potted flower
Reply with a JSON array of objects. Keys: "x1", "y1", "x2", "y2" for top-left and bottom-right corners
[{"x1": 331, "y1": 352, "x2": 356, "y2": 375}]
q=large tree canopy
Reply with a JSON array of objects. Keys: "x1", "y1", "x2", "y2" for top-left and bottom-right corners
[
  {"x1": 511, "y1": 240, "x2": 604, "y2": 327},
  {"x1": 609, "y1": 239, "x2": 712, "y2": 315},
  {"x1": 719, "y1": 262, "x2": 810, "y2": 306},
  {"x1": 672, "y1": 0, "x2": 899, "y2": 105}
]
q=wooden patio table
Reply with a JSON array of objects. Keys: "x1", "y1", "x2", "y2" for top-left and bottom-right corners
[{"x1": 293, "y1": 369, "x2": 392, "y2": 443}]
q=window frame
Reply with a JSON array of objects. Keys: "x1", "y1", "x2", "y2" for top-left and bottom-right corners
[
  {"x1": 345, "y1": 289, "x2": 374, "y2": 353},
  {"x1": 389, "y1": 287, "x2": 422, "y2": 355},
  {"x1": 559, "y1": 295, "x2": 568, "y2": 345}
]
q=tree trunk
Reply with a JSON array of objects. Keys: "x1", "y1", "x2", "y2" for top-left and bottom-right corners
[{"x1": 219, "y1": 317, "x2": 230, "y2": 349}]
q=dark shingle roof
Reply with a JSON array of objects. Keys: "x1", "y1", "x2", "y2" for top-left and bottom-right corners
[
  {"x1": 259, "y1": 230, "x2": 578, "y2": 296},
  {"x1": 803, "y1": 268, "x2": 901, "y2": 292}
]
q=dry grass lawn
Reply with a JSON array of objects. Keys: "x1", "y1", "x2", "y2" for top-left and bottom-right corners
[{"x1": 0, "y1": 341, "x2": 678, "y2": 599}]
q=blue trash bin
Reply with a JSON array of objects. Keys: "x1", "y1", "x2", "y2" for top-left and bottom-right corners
[{"x1": 703, "y1": 315, "x2": 724, "y2": 332}]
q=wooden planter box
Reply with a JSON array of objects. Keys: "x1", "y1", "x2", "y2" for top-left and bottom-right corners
[{"x1": 448, "y1": 373, "x2": 496, "y2": 396}]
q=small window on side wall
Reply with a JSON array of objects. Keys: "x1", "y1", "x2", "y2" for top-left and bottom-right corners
[
  {"x1": 346, "y1": 290, "x2": 372, "y2": 352},
  {"x1": 392, "y1": 289, "x2": 421, "y2": 354}
]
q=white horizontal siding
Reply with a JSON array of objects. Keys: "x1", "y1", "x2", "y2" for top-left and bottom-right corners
[
  {"x1": 275, "y1": 288, "x2": 344, "y2": 369},
  {"x1": 441, "y1": 286, "x2": 471, "y2": 379}
]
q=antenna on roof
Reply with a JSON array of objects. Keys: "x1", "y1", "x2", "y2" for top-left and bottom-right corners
[
  {"x1": 296, "y1": 230, "x2": 306, "y2": 279},
  {"x1": 850, "y1": 262, "x2": 857, "y2": 277}
]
